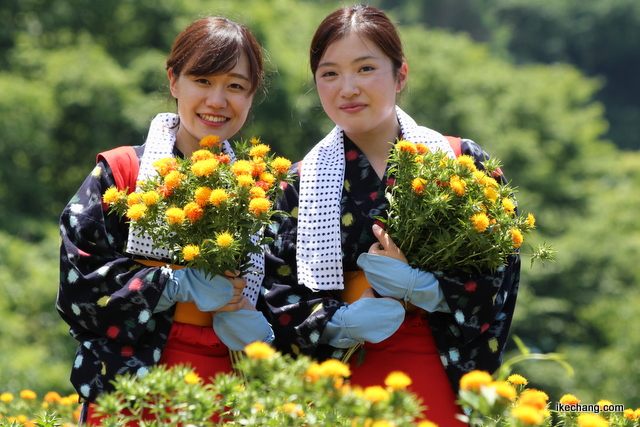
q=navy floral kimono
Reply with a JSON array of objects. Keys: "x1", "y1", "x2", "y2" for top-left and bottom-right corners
[{"x1": 257, "y1": 136, "x2": 521, "y2": 392}]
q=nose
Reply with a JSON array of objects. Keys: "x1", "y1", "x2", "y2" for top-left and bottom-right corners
[
  {"x1": 206, "y1": 86, "x2": 227, "y2": 108},
  {"x1": 339, "y1": 74, "x2": 360, "y2": 98}
]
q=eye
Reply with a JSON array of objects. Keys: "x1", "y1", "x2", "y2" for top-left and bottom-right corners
[
  {"x1": 229, "y1": 83, "x2": 246, "y2": 90},
  {"x1": 320, "y1": 70, "x2": 338, "y2": 78},
  {"x1": 359, "y1": 66, "x2": 375, "y2": 72},
  {"x1": 194, "y1": 78, "x2": 210, "y2": 85}
]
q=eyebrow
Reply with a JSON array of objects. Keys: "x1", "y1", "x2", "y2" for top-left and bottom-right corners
[
  {"x1": 229, "y1": 72, "x2": 251, "y2": 82},
  {"x1": 317, "y1": 55, "x2": 378, "y2": 68}
]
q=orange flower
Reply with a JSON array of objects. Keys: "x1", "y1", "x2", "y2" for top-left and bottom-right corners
[
  {"x1": 191, "y1": 158, "x2": 219, "y2": 176},
  {"x1": 363, "y1": 386, "x2": 390, "y2": 402},
  {"x1": 184, "y1": 202, "x2": 204, "y2": 222},
  {"x1": 237, "y1": 174, "x2": 255, "y2": 187},
  {"x1": 126, "y1": 204, "x2": 147, "y2": 220},
  {"x1": 165, "y1": 207, "x2": 185, "y2": 225},
  {"x1": 507, "y1": 374, "x2": 528, "y2": 386},
  {"x1": 249, "y1": 186, "x2": 267, "y2": 199},
  {"x1": 244, "y1": 341, "x2": 275, "y2": 359},
  {"x1": 559, "y1": 394, "x2": 581, "y2": 406},
  {"x1": 526, "y1": 212, "x2": 536, "y2": 228},
  {"x1": 471, "y1": 213, "x2": 490, "y2": 232},
  {"x1": 249, "y1": 144, "x2": 271, "y2": 157},
  {"x1": 252, "y1": 159, "x2": 267, "y2": 176},
  {"x1": 142, "y1": 191, "x2": 160, "y2": 205},
  {"x1": 209, "y1": 188, "x2": 229, "y2": 206},
  {"x1": 44, "y1": 392, "x2": 61, "y2": 402},
  {"x1": 411, "y1": 178, "x2": 428, "y2": 194},
  {"x1": 459, "y1": 370, "x2": 493, "y2": 391},
  {"x1": 396, "y1": 140, "x2": 417, "y2": 154},
  {"x1": 127, "y1": 192, "x2": 143, "y2": 206},
  {"x1": 519, "y1": 389, "x2": 549, "y2": 410},
  {"x1": 199, "y1": 135, "x2": 221, "y2": 148},
  {"x1": 384, "y1": 371, "x2": 412, "y2": 390},
  {"x1": 259, "y1": 172, "x2": 276, "y2": 186},
  {"x1": 509, "y1": 228, "x2": 524, "y2": 248},
  {"x1": 457, "y1": 154, "x2": 477, "y2": 171},
  {"x1": 271, "y1": 157, "x2": 292, "y2": 174},
  {"x1": 249, "y1": 197, "x2": 271, "y2": 216},
  {"x1": 318, "y1": 359, "x2": 351, "y2": 378},
  {"x1": 164, "y1": 170, "x2": 184, "y2": 189},
  {"x1": 190, "y1": 149, "x2": 214, "y2": 162},
  {"x1": 415, "y1": 143, "x2": 430, "y2": 154},
  {"x1": 490, "y1": 381, "x2": 517, "y2": 401},
  {"x1": 511, "y1": 405, "x2": 545, "y2": 425},
  {"x1": 577, "y1": 413, "x2": 609, "y2": 427},
  {"x1": 231, "y1": 159, "x2": 254, "y2": 176},
  {"x1": 449, "y1": 175, "x2": 466, "y2": 196},
  {"x1": 502, "y1": 197, "x2": 516, "y2": 215},
  {"x1": 153, "y1": 157, "x2": 178, "y2": 176},
  {"x1": 20, "y1": 390, "x2": 37, "y2": 400},
  {"x1": 194, "y1": 187, "x2": 212, "y2": 206}
]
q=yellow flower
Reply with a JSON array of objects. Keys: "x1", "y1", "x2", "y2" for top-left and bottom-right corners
[
  {"x1": 191, "y1": 158, "x2": 220, "y2": 176},
  {"x1": 623, "y1": 409, "x2": 638, "y2": 420},
  {"x1": 371, "y1": 421, "x2": 394, "y2": 427},
  {"x1": 142, "y1": 191, "x2": 160, "y2": 205},
  {"x1": 519, "y1": 389, "x2": 549, "y2": 410},
  {"x1": 249, "y1": 197, "x2": 271, "y2": 217},
  {"x1": 449, "y1": 175, "x2": 466, "y2": 196},
  {"x1": 384, "y1": 371, "x2": 412, "y2": 390},
  {"x1": 271, "y1": 157, "x2": 292, "y2": 174},
  {"x1": 507, "y1": 373, "x2": 528, "y2": 386},
  {"x1": 127, "y1": 192, "x2": 143, "y2": 206},
  {"x1": 102, "y1": 187, "x2": 123, "y2": 205},
  {"x1": 318, "y1": 359, "x2": 351, "y2": 378},
  {"x1": 244, "y1": 341, "x2": 275, "y2": 359},
  {"x1": 457, "y1": 154, "x2": 477, "y2": 171},
  {"x1": 259, "y1": 172, "x2": 276, "y2": 186},
  {"x1": 165, "y1": 207, "x2": 185, "y2": 225},
  {"x1": 194, "y1": 187, "x2": 212, "y2": 206},
  {"x1": 305, "y1": 363, "x2": 323, "y2": 381},
  {"x1": 511, "y1": 404, "x2": 545, "y2": 425},
  {"x1": 396, "y1": 140, "x2": 417, "y2": 154},
  {"x1": 577, "y1": 413, "x2": 609, "y2": 427},
  {"x1": 216, "y1": 232, "x2": 234, "y2": 247},
  {"x1": 126, "y1": 204, "x2": 147, "y2": 220},
  {"x1": 191, "y1": 149, "x2": 214, "y2": 162},
  {"x1": 182, "y1": 244, "x2": 200, "y2": 261},
  {"x1": 417, "y1": 421, "x2": 438, "y2": 427},
  {"x1": 1, "y1": 392, "x2": 14, "y2": 402},
  {"x1": 44, "y1": 391, "x2": 61, "y2": 402},
  {"x1": 363, "y1": 386, "x2": 390, "y2": 403},
  {"x1": 153, "y1": 157, "x2": 178, "y2": 176},
  {"x1": 510, "y1": 228, "x2": 524, "y2": 248},
  {"x1": 526, "y1": 212, "x2": 536, "y2": 228},
  {"x1": 199, "y1": 135, "x2": 221, "y2": 148},
  {"x1": 231, "y1": 159, "x2": 254, "y2": 176},
  {"x1": 411, "y1": 177, "x2": 428, "y2": 194},
  {"x1": 59, "y1": 395, "x2": 76, "y2": 406},
  {"x1": 490, "y1": 381, "x2": 517, "y2": 401},
  {"x1": 471, "y1": 213, "x2": 490, "y2": 233},
  {"x1": 249, "y1": 186, "x2": 267, "y2": 199},
  {"x1": 249, "y1": 144, "x2": 271, "y2": 157},
  {"x1": 184, "y1": 202, "x2": 204, "y2": 222},
  {"x1": 484, "y1": 185, "x2": 499, "y2": 202},
  {"x1": 164, "y1": 170, "x2": 184, "y2": 189},
  {"x1": 252, "y1": 159, "x2": 267, "y2": 176},
  {"x1": 596, "y1": 400, "x2": 612, "y2": 410},
  {"x1": 502, "y1": 197, "x2": 516, "y2": 215},
  {"x1": 415, "y1": 143, "x2": 430, "y2": 154},
  {"x1": 209, "y1": 188, "x2": 229, "y2": 207},
  {"x1": 460, "y1": 370, "x2": 493, "y2": 391},
  {"x1": 20, "y1": 390, "x2": 37, "y2": 400},
  {"x1": 184, "y1": 372, "x2": 201, "y2": 384},
  {"x1": 237, "y1": 174, "x2": 255, "y2": 187},
  {"x1": 559, "y1": 394, "x2": 581, "y2": 405},
  {"x1": 249, "y1": 136, "x2": 261, "y2": 145}
]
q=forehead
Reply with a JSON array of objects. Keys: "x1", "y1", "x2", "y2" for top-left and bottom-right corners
[{"x1": 320, "y1": 32, "x2": 386, "y2": 63}]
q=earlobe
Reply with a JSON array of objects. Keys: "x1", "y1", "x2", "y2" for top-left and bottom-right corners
[
  {"x1": 167, "y1": 68, "x2": 178, "y2": 97},
  {"x1": 396, "y1": 62, "x2": 409, "y2": 92}
]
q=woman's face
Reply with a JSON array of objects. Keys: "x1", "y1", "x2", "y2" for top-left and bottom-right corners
[
  {"x1": 315, "y1": 32, "x2": 407, "y2": 144},
  {"x1": 168, "y1": 51, "x2": 254, "y2": 154}
]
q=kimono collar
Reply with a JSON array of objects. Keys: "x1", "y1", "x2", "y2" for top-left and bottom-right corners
[{"x1": 296, "y1": 106, "x2": 455, "y2": 291}]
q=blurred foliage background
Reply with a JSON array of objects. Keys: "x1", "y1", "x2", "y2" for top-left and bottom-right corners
[{"x1": 1, "y1": 0, "x2": 639, "y2": 407}]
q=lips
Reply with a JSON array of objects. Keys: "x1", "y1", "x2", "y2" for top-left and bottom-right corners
[{"x1": 339, "y1": 102, "x2": 367, "y2": 113}]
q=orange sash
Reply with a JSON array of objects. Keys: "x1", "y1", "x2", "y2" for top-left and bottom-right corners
[
  {"x1": 136, "y1": 259, "x2": 213, "y2": 326},
  {"x1": 339, "y1": 271, "x2": 372, "y2": 303}
]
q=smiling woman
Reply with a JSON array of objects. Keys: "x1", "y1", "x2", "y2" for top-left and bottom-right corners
[{"x1": 56, "y1": 16, "x2": 274, "y2": 426}]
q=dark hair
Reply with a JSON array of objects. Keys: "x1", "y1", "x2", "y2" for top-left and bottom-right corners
[
  {"x1": 166, "y1": 17, "x2": 264, "y2": 95},
  {"x1": 310, "y1": 4, "x2": 405, "y2": 80}
]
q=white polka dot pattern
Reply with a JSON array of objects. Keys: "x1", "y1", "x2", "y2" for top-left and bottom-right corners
[{"x1": 296, "y1": 106, "x2": 456, "y2": 291}]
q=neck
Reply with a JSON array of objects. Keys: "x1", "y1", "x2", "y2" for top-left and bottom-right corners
[{"x1": 346, "y1": 123, "x2": 400, "y2": 179}]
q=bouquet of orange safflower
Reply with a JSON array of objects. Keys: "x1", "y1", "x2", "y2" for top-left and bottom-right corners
[
  {"x1": 102, "y1": 135, "x2": 291, "y2": 276},
  {"x1": 383, "y1": 139, "x2": 553, "y2": 275}
]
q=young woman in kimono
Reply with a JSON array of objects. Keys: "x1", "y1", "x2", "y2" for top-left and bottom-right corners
[
  {"x1": 258, "y1": 4, "x2": 520, "y2": 425},
  {"x1": 57, "y1": 16, "x2": 274, "y2": 425}
]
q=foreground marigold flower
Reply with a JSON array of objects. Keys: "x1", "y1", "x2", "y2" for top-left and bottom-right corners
[
  {"x1": 272, "y1": 157, "x2": 292, "y2": 174},
  {"x1": 249, "y1": 136, "x2": 261, "y2": 145},
  {"x1": 102, "y1": 187, "x2": 123, "y2": 205},
  {"x1": 511, "y1": 404, "x2": 545, "y2": 425},
  {"x1": 624, "y1": 409, "x2": 638, "y2": 420},
  {"x1": 1, "y1": 392, "x2": 14, "y2": 402},
  {"x1": 216, "y1": 232, "x2": 234, "y2": 247},
  {"x1": 526, "y1": 212, "x2": 536, "y2": 228},
  {"x1": 559, "y1": 394, "x2": 581, "y2": 405},
  {"x1": 237, "y1": 174, "x2": 255, "y2": 187},
  {"x1": 249, "y1": 197, "x2": 271, "y2": 216},
  {"x1": 490, "y1": 381, "x2": 517, "y2": 401},
  {"x1": 484, "y1": 185, "x2": 499, "y2": 202},
  {"x1": 507, "y1": 373, "x2": 528, "y2": 386},
  {"x1": 577, "y1": 413, "x2": 609, "y2": 427},
  {"x1": 184, "y1": 202, "x2": 204, "y2": 222},
  {"x1": 384, "y1": 371, "x2": 412, "y2": 390},
  {"x1": 519, "y1": 389, "x2": 549, "y2": 410},
  {"x1": 502, "y1": 197, "x2": 516, "y2": 215},
  {"x1": 457, "y1": 154, "x2": 477, "y2": 171},
  {"x1": 318, "y1": 359, "x2": 351, "y2": 378},
  {"x1": 449, "y1": 175, "x2": 466, "y2": 196},
  {"x1": 20, "y1": 390, "x2": 37, "y2": 400},
  {"x1": 127, "y1": 192, "x2": 143, "y2": 206},
  {"x1": 305, "y1": 363, "x2": 323, "y2": 381},
  {"x1": 415, "y1": 143, "x2": 430, "y2": 154},
  {"x1": 596, "y1": 399, "x2": 613, "y2": 410},
  {"x1": 182, "y1": 244, "x2": 200, "y2": 261},
  {"x1": 126, "y1": 204, "x2": 147, "y2": 220},
  {"x1": 249, "y1": 143, "x2": 271, "y2": 157},
  {"x1": 195, "y1": 187, "x2": 212, "y2": 206},
  {"x1": 510, "y1": 228, "x2": 524, "y2": 248},
  {"x1": 259, "y1": 172, "x2": 276, "y2": 186},
  {"x1": 471, "y1": 213, "x2": 490, "y2": 233},
  {"x1": 411, "y1": 177, "x2": 428, "y2": 194},
  {"x1": 191, "y1": 149, "x2": 214, "y2": 162},
  {"x1": 142, "y1": 191, "x2": 160, "y2": 205},
  {"x1": 396, "y1": 140, "x2": 417, "y2": 154},
  {"x1": 153, "y1": 157, "x2": 178, "y2": 176},
  {"x1": 231, "y1": 159, "x2": 254, "y2": 176},
  {"x1": 164, "y1": 170, "x2": 184, "y2": 189},
  {"x1": 249, "y1": 186, "x2": 267, "y2": 199},
  {"x1": 209, "y1": 188, "x2": 229, "y2": 206},
  {"x1": 184, "y1": 372, "x2": 201, "y2": 384},
  {"x1": 460, "y1": 370, "x2": 493, "y2": 391},
  {"x1": 244, "y1": 341, "x2": 275, "y2": 359},
  {"x1": 199, "y1": 135, "x2": 221, "y2": 148},
  {"x1": 191, "y1": 158, "x2": 220, "y2": 176},
  {"x1": 44, "y1": 391, "x2": 62, "y2": 402},
  {"x1": 363, "y1": 386, "x2": 390, "y2": 403},
  {"x1": 165, "y1": 207, "x2": 185, "y2": 224}
]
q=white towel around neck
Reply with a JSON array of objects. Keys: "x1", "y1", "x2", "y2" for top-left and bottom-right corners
[{"x1": 296, "y1": 106, "x2": 456, "y2": 291}]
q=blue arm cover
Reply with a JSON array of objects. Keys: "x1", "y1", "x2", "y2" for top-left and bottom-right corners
[
  {"x1": 319, "y1": 297, "x2": 405, "y2": 348},
  {"x1": 357, "y1": 253, "x2": 451, "y2": 313},
  {"x1": 213, "y1": 310, "x2": 275, "y2": 351},
  {"x1": 154, "y1": 268, "x2": 234, "y2": 313}
]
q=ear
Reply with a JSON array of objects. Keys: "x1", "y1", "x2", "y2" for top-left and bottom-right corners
[
  {"x1": 396, "y1": 62, "x2": 408, "y2": 92},
  {"x1": 167, "y1": 67, "x2": 179, "y2": 98}
]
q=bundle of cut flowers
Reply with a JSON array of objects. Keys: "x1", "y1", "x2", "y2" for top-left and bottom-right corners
[
  {"x1": 383, "y1": 140, "x2": 554, "y2": 274},
  {"x1": 102, "y1": 136, "x2": 291, "y2": 276}
]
